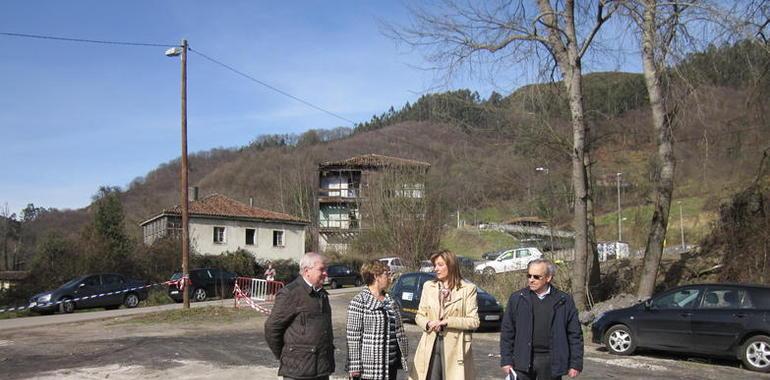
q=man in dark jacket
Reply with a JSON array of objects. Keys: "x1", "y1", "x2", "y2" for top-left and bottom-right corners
[
  {"x1": 500, "y1": 258, "x2": 583, "y2": 380},
  {"x1": 265, "y1": 252, "x2": 335, "y2": 380}
]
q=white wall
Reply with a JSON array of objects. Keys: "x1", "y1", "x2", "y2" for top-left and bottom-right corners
[{"x1": 189, "y1": 217, "x2": 306, "y2": 262}]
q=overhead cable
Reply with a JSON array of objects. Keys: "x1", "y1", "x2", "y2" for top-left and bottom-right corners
[
  {"x1": 189, "y1": 47, "x2": 357, "y2": 126},
  {"x1": 0, "y1": 31, "x2": 177, "y2": 48}
]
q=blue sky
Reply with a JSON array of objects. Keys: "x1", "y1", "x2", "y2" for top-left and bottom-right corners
[{"x1": 0, "y1": 1, "x2": 639, "y2": 216}]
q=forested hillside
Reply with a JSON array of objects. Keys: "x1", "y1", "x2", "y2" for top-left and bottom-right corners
[{"x1": 3, "y1": 41, "x2": 769, "y2": 299}]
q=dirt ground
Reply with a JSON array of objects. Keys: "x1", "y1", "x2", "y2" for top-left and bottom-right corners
[{"x1": 0, "y1": 291, "x2": 767, "y2": 380}]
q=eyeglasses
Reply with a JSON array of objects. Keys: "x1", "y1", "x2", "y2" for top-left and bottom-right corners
[{"x1": 527, "y1": 274, "x2": 544, "y2": 280}]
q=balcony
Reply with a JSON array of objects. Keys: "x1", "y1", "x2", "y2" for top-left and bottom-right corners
[{"x1": 318, "y1": 188, "x2": 361, "y2": 203}]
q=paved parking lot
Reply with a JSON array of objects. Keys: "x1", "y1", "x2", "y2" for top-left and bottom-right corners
[{"x1": 0, "y1": 288, "x2": 767, "y2": 379}]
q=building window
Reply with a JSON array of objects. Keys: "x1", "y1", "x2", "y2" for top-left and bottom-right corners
[
  {"x1": 213, "y1": 226, "x2": 226, "y2": 244},
  {"x1": 272, "y1": 230, "x2": 284, "y2": 247},
  {"x1": 245, "y1": 228, "x2": 256, "y2": 245}
]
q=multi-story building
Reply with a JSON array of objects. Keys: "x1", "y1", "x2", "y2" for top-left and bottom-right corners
[{"x1": 317, "y1": 154, "x2": 430, "y2": 253}]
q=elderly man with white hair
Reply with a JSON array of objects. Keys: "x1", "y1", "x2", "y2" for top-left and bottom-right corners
[{"x1": 265, "y1": 252, "x2": 335, "y2": 380}]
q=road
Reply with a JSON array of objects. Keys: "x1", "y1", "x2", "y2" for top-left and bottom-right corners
[{"x1": 0, "y1": 287, "x2": 766, "y2": 379}]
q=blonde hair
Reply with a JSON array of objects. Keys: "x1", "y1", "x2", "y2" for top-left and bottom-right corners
[{"x1": 430, "y1": 250, "x2": 463, "y2": 290}]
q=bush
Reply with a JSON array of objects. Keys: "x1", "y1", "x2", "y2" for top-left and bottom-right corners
[
  {"x1": 142, "y1": 288, "x2": 174, "y2": 307},
  {"x1": 192, "y1": 249, "x2": 263, "y2": 277}
]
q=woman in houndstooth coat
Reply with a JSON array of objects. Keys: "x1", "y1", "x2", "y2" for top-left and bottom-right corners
[{"x1": 346, "y1": 261, "x2": 409, "y2": 380}]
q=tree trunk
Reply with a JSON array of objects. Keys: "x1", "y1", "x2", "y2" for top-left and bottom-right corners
[
  {"x1": 584, "y1": 151, "x2": 602, "y2": 301},
  {"x1": 637, "y1": 0, "x2": 676, "y2": 299},
  {"x1": 538, "y1": 0, "x2": 591, "y2": 310},
  {"x1": 564, "y1": 66, "x2": 590, "y2": 311}
]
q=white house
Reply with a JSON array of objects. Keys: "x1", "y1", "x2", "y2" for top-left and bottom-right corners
[{"x1": 140, "y1": 193, "x2": 308, "y2": 262}]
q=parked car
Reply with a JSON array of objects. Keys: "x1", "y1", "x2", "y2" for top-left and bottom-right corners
[
  {"x1": 389, "y1": 272, "x2": 503, "y2": 330},
  {"x1": 474, "y1": 247, "x2": 544, "y2": 275},
  {"x1": 378, "y1": 256, "x2": 407, "y2": 273},
  {"x1": 29, "y1": 273, "x2": 148, "y2": 314},
  {"x1": 592, "y1": 283, "x2": 770, "y2": 373},
  {"x1": 323, "y1": 264, "x2": 363, "y2": 289},
  {"x1": 418, "y1": 260, "x2": 433, "y2": 273},
  {"x1": 168, "y1": 268, "x2": 238, "y2": 303},
  {"x1": 481, "y1": 248, "x2": 508, "y2": 261}
]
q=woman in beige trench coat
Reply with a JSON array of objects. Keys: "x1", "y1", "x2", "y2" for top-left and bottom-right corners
[{"x1": 410, "y1": 250, "x2": 479, "y2": 380}]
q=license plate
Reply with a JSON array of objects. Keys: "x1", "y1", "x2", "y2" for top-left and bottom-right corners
[
  {"x1": 484, "y1": 314, "x2": 500, "y2": 321},
  {"x1": 170, "y1": 290, "x2": 179, "y2": 295}
]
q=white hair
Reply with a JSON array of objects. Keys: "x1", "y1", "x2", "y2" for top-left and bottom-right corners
[
  {"x1": 528, "y1": 258, "x2": 557, "y2": 277},
  {"x1": 299, "y1": 252, "x2": 323, "y2": 273}
]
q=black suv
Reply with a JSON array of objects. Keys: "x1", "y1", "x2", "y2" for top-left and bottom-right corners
[
  {"x1": 323, "y1": 264, "x2": 363, "y2": 289},
  {"x1": 592, "y1": 283, "x2": 770, "y2": 373},
  {"x1": 29, "y1": 273, "x2": 148, "y2": 314},
  {"x1": 389, "y1": 272, "x2": 503, "y2": 330},
  {"x1": 168, "y1": 268, "x2": 238, "y2": 303}
]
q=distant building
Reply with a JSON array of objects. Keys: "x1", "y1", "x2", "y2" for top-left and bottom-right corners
[
  {"x1": 0, "y1": 271, "x2": 29, "y2": 291},
  {"x1": 317, "y1": 154, "x2": 430, "y2": 253},
  {"x1": 140, "y1": 193, "x2": 308, "y2": 262}
]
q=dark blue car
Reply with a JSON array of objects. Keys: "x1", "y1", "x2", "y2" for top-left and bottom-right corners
[
  {"x1": 29, "y1": 273, "x2": 148, "y2": 314},
  {"x1": 389, "y1": 271, "x2": 503, "y2": 330},
  {"x1": 592, "y1": 283, "x2": 770, "y2": 373}
]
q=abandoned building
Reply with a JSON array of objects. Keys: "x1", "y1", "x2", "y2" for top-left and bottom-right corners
[{"x1": 317, "y1": 153, "x2": 430, "y2": 253}]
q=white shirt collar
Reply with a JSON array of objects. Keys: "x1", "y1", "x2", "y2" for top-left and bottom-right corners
[
  {"x1": 303, "y1": 277, "x2": 322, "y2": 292},
  {"x1": 535, "y1": 285, "x2": 551, "y2": 300}
]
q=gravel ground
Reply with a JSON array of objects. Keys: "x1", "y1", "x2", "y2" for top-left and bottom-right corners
[{"x1": 0, "y1": 289, "x2": 767, "y2": 380}]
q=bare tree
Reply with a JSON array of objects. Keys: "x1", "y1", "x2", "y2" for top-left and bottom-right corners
[
  {"x1": 621, "y1": 0, "x2": 767, "y2": 298},
  {"x1": 387, "y1": 0, "x2": 617, "y2": 309}
]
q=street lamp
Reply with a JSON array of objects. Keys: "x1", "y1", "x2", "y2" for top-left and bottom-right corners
[
  {"x1": 166, "y1": 39, "x2": 190, "y2": 309},
  {"x1": 616, "y1": 172, "x2": 622, "y2": 242}
]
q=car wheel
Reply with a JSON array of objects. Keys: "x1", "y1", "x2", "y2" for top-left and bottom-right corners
[
  {"x1": 330, "y1": 280, "x2": 339, "y2": 289},
  {"x1": 483, "y1": 267, "x2": 496, "y2": 276},
  {"x1": 354, "y1": 277, "x2": 363, "y2": 287},
  {"x1": 124, "y1": 293, "x2": 140, "y2": 308},
  {"x1": 192, "y1": 288, "x2": 207, "y2": 302},
  {"x1": 60, "y1": 297, "x2": 75, "y2": 314},
  {"x1": 604, "y1": 324, "x2": 636, "y2": 355},
  {"x1": 740, "y1": 335, "x2": 770, "y2": 373}
]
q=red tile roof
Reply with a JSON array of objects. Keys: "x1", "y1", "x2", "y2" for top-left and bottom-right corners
[
  {"x1": 142, "y1": 194, "x2": 308, "y2": 225},
  {"x1": 319, "y1": 154, "x2": 430, "y2": 169}
]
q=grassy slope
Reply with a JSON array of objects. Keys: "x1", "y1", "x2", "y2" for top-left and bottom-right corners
[{"x1": 440, "y1": 228, "x2": 519, "y2": 259}]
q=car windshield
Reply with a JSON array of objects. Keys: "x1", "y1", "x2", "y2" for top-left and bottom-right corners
[
  {"x1": 170, "y1": 272, "x2": 182, "y2": 280},
  {"x1": 60, "y1": 276, "x2": 85, "y2": 288}
]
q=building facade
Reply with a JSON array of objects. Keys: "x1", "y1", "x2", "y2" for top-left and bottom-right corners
[
  {"x1": 317, "y1": 154, "x2": 430, "y2": 253},
  {"x1": 141, "y1": 193, "x2": 308, "y2": 262}
]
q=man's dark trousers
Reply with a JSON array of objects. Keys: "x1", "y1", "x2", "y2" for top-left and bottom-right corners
[{"x1": 514, "y1": 353, "x2": 560, "y2": 380}]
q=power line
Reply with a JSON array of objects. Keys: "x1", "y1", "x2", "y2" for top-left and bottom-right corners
[
  {"x1": 1, "y1": 31, "x2": 359, "y2": 126},
  {"x1": 0, "y1": 31, "x2": 177, "y2": 48},
  {"x1": 189, "y1": 47, "x2": 357, "y2": 126}
]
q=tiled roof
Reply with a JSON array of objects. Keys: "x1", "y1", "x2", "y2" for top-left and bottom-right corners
[
  {"x1": 142, "y1": 194, "x2": 308, "y2": 225},
  {"x1": 319, "y1": 154, "x2": 430, "y2": 169}
]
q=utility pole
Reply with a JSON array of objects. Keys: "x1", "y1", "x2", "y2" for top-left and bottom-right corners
[
  {"x1": 678, "y1": 201, "x2": 685, "y2": 251},
  {"x1": 616, "y1": 172, "x2": 622, "y2": 242},
  {"x1": 180, "y1": 39, "x2": 190, "y2": 309},
  {"x1": 167, "y1": 40, "x2": 191, "y2": 308}
]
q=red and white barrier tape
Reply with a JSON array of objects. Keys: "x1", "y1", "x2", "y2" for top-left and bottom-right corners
[{"x1": 233, "y1": 283, "x2": 272, "y2": 314}]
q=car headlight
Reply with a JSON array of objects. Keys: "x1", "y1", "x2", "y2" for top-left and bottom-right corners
[{"x1": 38, "y1": 294, "x2": 52, "y2": 303}]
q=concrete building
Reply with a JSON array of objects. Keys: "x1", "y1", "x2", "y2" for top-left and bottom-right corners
[{"x1": 140, "y1": 193, "x2": 308, "y2": 262}]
